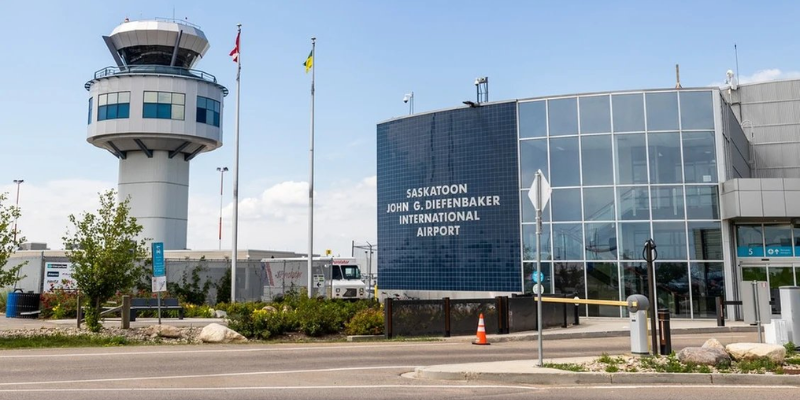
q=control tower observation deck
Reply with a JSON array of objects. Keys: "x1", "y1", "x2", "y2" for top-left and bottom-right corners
[{"x1": 85, "y1": 19, "x2": 228, "y2": 250}]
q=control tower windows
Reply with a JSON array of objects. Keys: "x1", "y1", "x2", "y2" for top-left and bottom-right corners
[
  {"x1": 143, "y1": 91, "x2": 185, "y2": 120},
  {"x1": 88, "y1": 97, "x2": 93, "y2": 125},
  {"x1": 97, "y1": 91, "x2": 130, "y2": 121},
  {"x1": 196, "y1": 96, "x2": 220, "y2": 127}
]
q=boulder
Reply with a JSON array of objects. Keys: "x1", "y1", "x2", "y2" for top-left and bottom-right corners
[
  {"x1": 702, "y1": 338, "x2": 725, "y2": 351},
  {"x1": 676, "y1": 347, "x2": 731, "y2": 366},
  {"x1": 144, "y1": 325, "x2": 182, "y2": 338},
  {"x1": 262, "y1": 306, "x2": 278, "y2": 313},
  {"x1": 198, "y1": 323, "x2": 247, "y2": 343},
  {"x1": 725, "y1": 343, "x2": 786, "y2": 363},
  {"x1": 215, "y1": 310, "x2": 228, "y2": 318},
  {"x1": 282, "y1": 304, "x2": 293, "y2": 313}
]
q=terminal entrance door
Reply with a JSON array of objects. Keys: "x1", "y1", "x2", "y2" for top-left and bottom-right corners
[{"x1": 740, "y1": 262, "x2": 798, "y2": 315}]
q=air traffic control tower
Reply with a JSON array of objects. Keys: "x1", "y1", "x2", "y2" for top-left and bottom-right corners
[{"x1": 85, "y1": 19, "x2": 228, "y2": 249}]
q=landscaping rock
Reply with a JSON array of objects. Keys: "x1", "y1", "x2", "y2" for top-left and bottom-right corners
[
  {"x1": 145, "y1": 325, "x2": 183, "y2": 338},
  {"x1": 215, "y1": 310, "x2": 228, "y2": 318},
  {"x1": 262, "y1": 306, "x2": 278, "y2": 313},
  {"x1": 198, "y1": 323, "x2": 247, "y2": 343},
  {"x1": 677, "y1": 347, "x2": 731, "y2": 366},
  {"x1": 702, "y1": 338, "x2": 725, "y2": 351},
  {"x1": 725, "y1": 343, "x2": 786, "y2": 363}
]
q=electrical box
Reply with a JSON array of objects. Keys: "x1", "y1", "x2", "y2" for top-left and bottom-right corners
[
  {"x1": 741, "y1": 281, "x2": 771, "y2": 325},
  {"x1": 779, "y1": 286, "x2": 800, "y2": 344}
]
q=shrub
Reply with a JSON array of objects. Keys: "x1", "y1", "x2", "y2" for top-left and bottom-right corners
[
  {"x1": 183, "y1": 303, "x2": 214, "y2": 318},
  {"x1": 167, "y1": 261, "x2": 212, "y2": 305},
  {"x1": 345, "y1": 308, "x2": 384, "y2": 335},
  {"x1": 39, "y1": 288, "x2": 79, "y2": 319}
]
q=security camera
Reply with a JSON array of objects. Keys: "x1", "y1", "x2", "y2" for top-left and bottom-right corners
[
  {"x1": 403, "y1": 93, "x2": 412, "y2": 103},
  {"x1": 403, "y1": 97, "x2": 409, "y2": 103}
]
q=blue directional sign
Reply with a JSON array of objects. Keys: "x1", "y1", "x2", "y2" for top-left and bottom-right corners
[
  {"x1": 152, "y1": 242, "x2": 165, "y2": 277},
  {"x1": 532, "y1": 271, "x2": 544, "y2": 283}
]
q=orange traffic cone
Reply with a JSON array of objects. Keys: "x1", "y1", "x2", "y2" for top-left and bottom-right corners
[{"x1": 473, "y1": 313, "x2": 490, "y2": 345}]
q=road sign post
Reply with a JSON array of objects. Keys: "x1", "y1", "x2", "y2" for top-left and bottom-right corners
[
  {"x1": 528, "y1": 170, "x2": 551, "y2": 367},
  {"x1": 152, "y1": 242, "x2": 165, "y2": 325}
]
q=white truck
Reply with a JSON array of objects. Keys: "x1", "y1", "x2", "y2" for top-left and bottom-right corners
[{"x1": 260, "y1": 257, "x2": 368, "y2": 301}]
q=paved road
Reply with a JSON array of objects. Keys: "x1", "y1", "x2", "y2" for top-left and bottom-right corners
[{"x1": 0, "y1": 330, "x2": 788, "y2": 400}]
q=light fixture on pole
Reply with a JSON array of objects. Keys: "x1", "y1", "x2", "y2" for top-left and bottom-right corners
[
  {"x1": 216, "y1": 167, "x2": 229, "y2": 250},
  {"x1": 12, "y1": 179, "x2": 23, "y2": 243},
  {"x1": 402, "y1": 92, "x2": 414, "y2": 115}
]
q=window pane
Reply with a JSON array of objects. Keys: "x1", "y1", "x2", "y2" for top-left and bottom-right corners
[
  {"x1": 648, "y1": 132, "x2": 682, "y2": 184},
  {"x1": 612, "y1": 93, "x2": 645, "y2": 132},
  {"x1": 583, "y1": 187, "x2": 615, "y2": 221},
  {"x1": 551, "y1": 188, "x2": 582, "y2": 222},
  {"x1": 117, "y1": 103, "x2": 130, "y2": 118},
  {"x1": 157, "y1": 103, "x2": 171, "y2": 119},
  {"x1": 549, "y1": 137, "x2": 580, "y2": 186},
  {"x1": 106, "y1": 104, "x2": 117, "y2": 119},
  {"x1": 523, "y1": 223, "x2": 551, "y2": 261},
  {"x1": 651, "y1": 186, "x2": 684, "y2": 219},
  {"x1": 646, "y1": 92, "x2": 679, "y2": 131},
  {"x1": 685, "y1": 185, "x2": 719, "y2": 219},
  {"x1": 619, "y1": 222, "x2": 650, "y2": 260},
  {"x1": 158, "y1": 92, "x2": 172, "y2": 104},
  {"x1": 579, "y1": 95, "x2": 611, "y2": 134},
  {"x1": 581, "y1": 135, "x2": 613, "y2": 185},
  {"x1": 737, "y1": 225, "x2": 764, "y2": 257},
  {"x1": 523, "y1": 262, "x2": 552, "y2": 294},
  {"x1": 520, "y1": 190, "x2": 550, "y2": 223},
  {"x1": 144, "y1": 91, "x2": 158, "y2": 103},
  {"x1": 614, "y1": 133, "x2": 647, "y2": 184},
  {"x1": 553, "y1": 223, "x2": 583, "y2": 260},
  {"x1": 688, "y1": 221, "x2": 722, "y2": 260},
  {"x1": 197, "y1": 96, "x2": 206, "y2": 108},
  {"x1": 196, "y1": 107, "x2": 206, "y2": 123},
  {"x1": 655, "y1": 262, "x2": 690, "y2": 317},
  {"x1": 680, "y1": 91, "x2": 714, "y2": 130},
  {"x1": 764, "y1": 225, "x2": 793, "y2": 257},
  {"x1": 585, "y1": 222, "x2": 617, "y2": 260},
  {"x1": 87, "y1": 97, "x2": 93, "y2": 125},
  {"x1": 553, "y1": 262, "x2": 585, "y2": 297},
  {"x1": 621, "y1": 261, "x2": 648, "y2": 298},
  {"x1": 586, "y1": 261, "x2": 620, "y2": 316},
  {"x1": 107, "y1": 92, "x2": 118, "y2": 104},
  {"x1": 98, "y1": 105, "x2": 107, "y2": 121},
  {"x1": 143, "y1": 103, "x2": 158, "y2": 118},
  {"x1": 741, "y1": 266, "x2": 767, "y2": 281},
  {"x1": 652, "y1": 221, "x2": 687, "y2": 260},
  {"x1": 691, "y1": 262, "x2": 724, "y2": 318},
  {"x1": 172, "y1": 93, "x2": 185, "y2": 105},
  {"x1": 118, "y1": 92, "x2": 130, "y2": 103},
  {"x1": 519, "y1": 101, "x2": 547, "y2": 138},
  {"x1": 98, "y1": 94, "x2": 108, "y2": 106},
  {"x1": 683, "y1": 131, "x2": 717, "y2": 183},
  {"x1": 617, "y1": 187, "x2": 650, "y2": 220},
  {"x1": 548, "y1": 97, "x2": 578, "y2": 136},
  {"x1": 519, "y1": 139, "x2": 548, "y2": 188},
  {"x1": 172, "y1": 105, "x2": 185, "y2": 120},
  {"x1": 213, "y1": 111, "x2": 220, "y2": 126},
  {"x1": 214, "y1": 100, "x2": 220, "y2": 112}
]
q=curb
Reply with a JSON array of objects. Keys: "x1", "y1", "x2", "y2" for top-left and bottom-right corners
[
  {"x1": 461, "y1": 326, "x2": 758, "y2": 343},
  {"x1": 347, "y1": 335, "x2": 384, "y2": 342}
]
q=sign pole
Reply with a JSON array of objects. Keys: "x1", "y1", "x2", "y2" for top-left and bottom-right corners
[
  {"x1": 151, "y1": 242, "x2": 166, "y2": 326},
  {"x1": 535, "y1": 170, "x2": 543, "y2": 367}
]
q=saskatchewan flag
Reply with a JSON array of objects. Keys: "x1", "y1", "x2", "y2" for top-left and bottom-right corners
[{"x1": 303, "y1": 50, "x2": 314, "y2": 73}]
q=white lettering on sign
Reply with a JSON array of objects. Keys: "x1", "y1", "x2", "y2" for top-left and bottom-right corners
[{"x1": 406, "y1": 184, "x2": 469, "y2": 198}]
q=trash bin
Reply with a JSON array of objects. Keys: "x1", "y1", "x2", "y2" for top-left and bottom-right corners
[
  {"x1": 5, "y1": 290, "x2": 40, "y2": 319},
  {"x1": 4, "y1": 289, "x2": 21, "y2": 318}
]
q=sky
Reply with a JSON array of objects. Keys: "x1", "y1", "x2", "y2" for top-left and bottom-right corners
[{"x1": 1, "y1": 0, "x2": 800, "y2": 259}]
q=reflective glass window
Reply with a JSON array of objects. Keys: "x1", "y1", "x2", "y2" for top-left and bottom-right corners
[
  {"x1": 652, "y1": 221, "x2": 687, "y2": 260},
  {"x1": 144, "y1": 91, "x2": 184, "y2": 120},
  {"x1": 106, "y1": 104, "x2": 117, "y2": 119},
  {"x1": 523, "y1": 262, "x2": 552, "y2": 294},
  {"x1": 579, "y1": 95, "x2": 611, "y2": 134},
  {"x1": 519, "y1": 139, "x2": 548, "y2": 188},
  {"x1": 548, "y1": 97, "x2": 578, "y2": 136},
  {"x1": 173, "y1": 93, "x2": 185, "y2": 105},
  {"x1": 551, "y1": 188, "x2": 582, "y2": 222},
  {"x1": 688, "y1": 221, "x2": 722, "y2": 260},
  {"x1": 519, "y1": 101, "x2": 547, "y2": 138},
  {"x1": 648, "y1": 132, "x2": 682, "y2": 184},
  {"x1": 646, "y1": 92, "x2": 679, "y2": 131},
  {"x1": 549, "y1": 137, "x2": 580, "y2": 186},
  {"x1": 98, "y1": 105, "x2": 107, "y2": 120},
  {"x1": 118, "y1": 92, "x2": 130, "y2": 103},
  {"x1": 585, "y1": 222, "x2": 617, "y2": 260},
  {"x1": 580, "y1": 135, "x2": 613, "y2": 185},
  {"x1": 683, "y1": 131, "x2": 717, "y2": 183},
  {"x1": 553, "y1": 262, "x2": 585, "y2": 297},
  {"x1": 97, "y1": 91, "x2": 130, "y2": 121},
  {"x1": 172, "y1": 105, "x2": 185, "y2": 120},
  {"x1": 619, "y1": 222, "x2": 650, "y2": 260},
  {"x1": 142, "y1": 103, "x2": 157, "y2": 118},
  {"x1": 586, "y1": 261, "x2": 620, "y2": 317},
  {"x1": 107, "y1": 92, "x2": 118, "y2": 104},
  {"x1": 764, "y1": 225, "x2": 793, "y2": 257},
  {"x1": 736, "y1": 225, "x2": 763, "y2": 257},
  {"x1": 691, "y1": 262, "x2": 724, "y2": 318},
  {"x1": 520, "y1": 190, "x2": 550, "y2": 223},
  {"x1": 614, "y1": 133, "x2": 647, "y2": 184},
  {"x1": 583, "y1": 187, "x2": 615, "y2": 221},
  {"x1": 612, "y1": 93, "x2": 645, "y2": 132},
  {"x1": 680, "y1": 91, "x2": 714, "y2": 130},
  {"x1": 196, "y1": 107, "x2": 206, "y2": 124},
  {"x1": 650, "y1": 186, "x2": 684, "y2": 220},
  {"x1": 553, "y1": 223, "x2": 583, "y2": 260},
  {"x1": 741, "y1": 266, "x2": 767, "y2": 281},
  {"x1": 156, "y1": 103, "x2": 171, "y2": 119},
  {"x1": 621, "y1": 261, "x2": 648, "y2": 298},
  {"x1": 117, "y1": 103, "x2": 130, "y2": 118},
  {"x1": 655, "y1": 262, "x2": 690, "y2": 317},
  {"x1": 87, "y1": 97, "x2": 92, "y2": 125},
  {"x1": 685, "y1": 185, "x2": 719, "y2": 219},
  {"x1": 98, "y1": 93, "x2": 107, "y2": 106},
  {"x1": 523, "y1": 223, "x2": 551, "y2": 261},
  {"x1": 157, "y1": 92, "x2": 172, "y2": 104},
  {"x1": 796, "y1": 223, "x2": 800, "y2": 255},
  {"x1": 617, "y1": 186, "x2": 650, "y2": 220},
  {"x1": 143, "y1": 91, "x2": 158, "y2": 103}
]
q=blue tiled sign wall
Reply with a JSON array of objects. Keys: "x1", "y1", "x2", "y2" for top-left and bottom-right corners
[{"x1": 377, "y1": 102, "x2": 521, "y2": 291}]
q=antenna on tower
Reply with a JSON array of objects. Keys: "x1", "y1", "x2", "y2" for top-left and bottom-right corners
[{"x1": 675, "y1": 64, "x2": 682, "y2": 89}]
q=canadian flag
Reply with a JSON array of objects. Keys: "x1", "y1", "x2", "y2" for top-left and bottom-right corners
[{"x1": 229, "y1": 31, "x2": 240, "y2": 63}]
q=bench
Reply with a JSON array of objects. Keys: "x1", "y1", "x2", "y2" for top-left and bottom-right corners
[{"x1": 130, "y1": 298, "x2": 184, "y2": 321}]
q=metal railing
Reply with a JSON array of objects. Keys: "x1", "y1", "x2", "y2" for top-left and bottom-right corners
[{"x1": 92, "y1": 65, "x2": 218, "y2": 83}]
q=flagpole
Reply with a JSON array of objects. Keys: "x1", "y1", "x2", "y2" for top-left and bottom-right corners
[
  {"x1": 231, "y1": 23, "x2": 242, "y2": 303},
  {"x1": 307, "y1": 37, "x2": 316, "y2": 299}
]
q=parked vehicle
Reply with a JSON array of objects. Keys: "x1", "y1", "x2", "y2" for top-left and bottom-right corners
[{"x1": 260, "y1": 257, "x2": 368, "y2": 301}]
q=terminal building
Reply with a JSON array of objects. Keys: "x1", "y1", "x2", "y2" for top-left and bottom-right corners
[{"x1": 377, "y1": 78, "x2": 800, "y2": 319}]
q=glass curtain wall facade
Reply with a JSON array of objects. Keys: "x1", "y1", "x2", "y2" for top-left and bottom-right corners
[{"x1": 519, "y1": 90, "x2": 723, "y2": 318}]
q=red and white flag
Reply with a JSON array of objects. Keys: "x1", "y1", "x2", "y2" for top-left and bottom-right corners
[{"x1": 229, "y1": 31, "x2": 240, "y2": 63}]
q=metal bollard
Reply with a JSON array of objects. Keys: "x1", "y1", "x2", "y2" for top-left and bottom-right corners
[
  {"x1": 658, "y1": 308, "x2": 672, "y2": 355},
  {"x1": 121, "y1": 295, "x2": 131, "y2": 329},
  {"x1": 716, "y1": 296, "x2": 725, "y2": 327}
]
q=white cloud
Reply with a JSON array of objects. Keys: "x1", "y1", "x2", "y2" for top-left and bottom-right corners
[{"x1": 713, "y1": 68, "x2": 800, "y2": 87}]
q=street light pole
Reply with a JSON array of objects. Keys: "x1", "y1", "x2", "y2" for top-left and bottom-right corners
[
  {"x1": 12, "y1": 179, "x2": 23, "y2": 243},
  {"x1": 216, "y1": 167, "x2": 228, "y2": 250}
]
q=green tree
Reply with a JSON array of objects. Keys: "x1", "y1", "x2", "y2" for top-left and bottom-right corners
[
  {"x1": 62, "y1": 190, "x2": 148, "y2": 332},
  {"x1": 0, "y1": 193, "x2": 26, "y2": 287}
]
